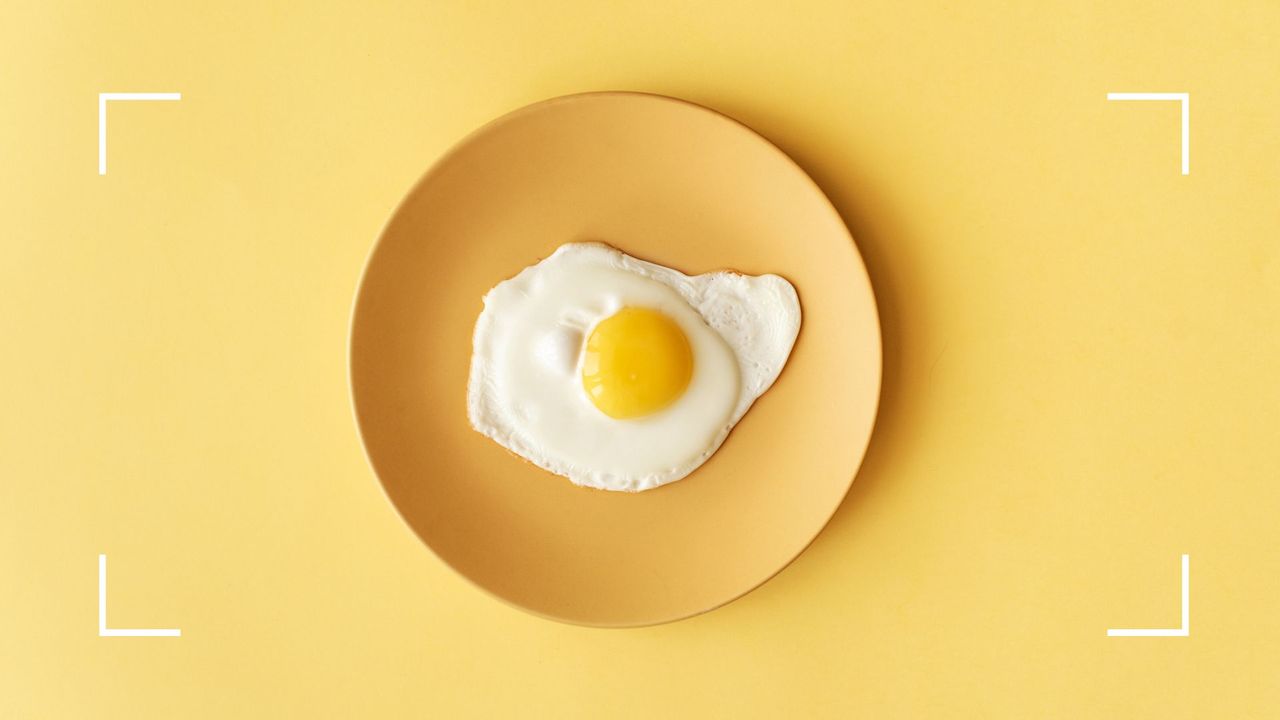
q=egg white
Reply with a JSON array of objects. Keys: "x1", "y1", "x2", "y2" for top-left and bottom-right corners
[{"x1": 467, "y1": 242, "x2": 801, "y2": 492}]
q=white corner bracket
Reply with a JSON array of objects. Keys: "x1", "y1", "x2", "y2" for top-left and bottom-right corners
[
  {"x1": 1106, "y1": 554, "x2": 1189, "y2": 637},
  {"x1": 98, "y1": 554, "x2": 181, "y2": 637},
  {"x1": 97, "y1": 92, "x2": 182, "y2": 175},
  {"x1": 1105, "y1": 92, "x2": 1190, "y2": 175}
]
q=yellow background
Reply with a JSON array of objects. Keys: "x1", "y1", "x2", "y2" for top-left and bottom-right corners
[{"x1": 3, "y1": 1, "x2": 1279, "y2": 717}]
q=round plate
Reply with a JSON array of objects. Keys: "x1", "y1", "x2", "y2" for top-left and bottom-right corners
[{"x1": 350, "y1": 92, "x2": 881, "y2": 627}]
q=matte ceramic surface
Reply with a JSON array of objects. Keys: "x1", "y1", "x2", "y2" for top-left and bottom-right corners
[{"x1": 350, "y1": 92, "x2": 881, "y2": 626}]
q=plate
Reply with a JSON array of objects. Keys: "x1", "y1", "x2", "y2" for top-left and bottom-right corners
[{"x1": 349, "y1": 92, "x2": 881, "y2": 626}]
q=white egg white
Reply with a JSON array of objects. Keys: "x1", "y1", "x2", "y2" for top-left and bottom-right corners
[{"x1": 467, "y1": 242, "x2": 801, "y2": 492}]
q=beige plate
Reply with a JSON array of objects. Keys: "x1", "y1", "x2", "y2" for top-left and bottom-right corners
[{"x1": 350, "y1": 92, "x2": 881, "y2": 627}]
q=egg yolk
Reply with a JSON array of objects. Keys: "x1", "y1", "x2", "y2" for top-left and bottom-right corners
[{"x1": 581, "y1": 307, "x2": 693, "y2": 419}]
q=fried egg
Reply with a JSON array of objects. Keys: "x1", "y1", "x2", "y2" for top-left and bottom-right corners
[{"x1": 467, "y1": 242, "x2": 800, "y2": 492}]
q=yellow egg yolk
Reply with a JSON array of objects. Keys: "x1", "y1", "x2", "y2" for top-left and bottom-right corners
[{"x1": 581, "y1": 307, "x2": 693, "y2": 419}]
